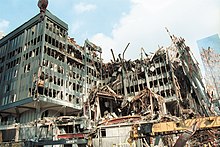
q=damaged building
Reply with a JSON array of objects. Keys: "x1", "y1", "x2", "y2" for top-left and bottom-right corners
[
  {"x1": 0, "y1": 10, "x2": 101, "y2": 146},
  {"x1": 0, "y1": 4, "x2": 220, "y2": 147},
  {"x1": 198, "y1": 34, "x2": 220, "y2": 114},
  {"x1": 86, "y1": 35, "x2": 220, "y2": 147}
]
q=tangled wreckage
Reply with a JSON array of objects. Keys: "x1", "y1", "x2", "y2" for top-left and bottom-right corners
[
  {"x1": 0, "y1": 4, "x2": 220, "y2": 147},
  {"x1": 84, "y1": 35, "x2": 220, "y2": 147}
]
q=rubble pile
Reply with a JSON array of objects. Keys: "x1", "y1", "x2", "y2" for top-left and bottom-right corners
[{"x1": 81, "y1": 35, "x2": 218, "y2": 146}]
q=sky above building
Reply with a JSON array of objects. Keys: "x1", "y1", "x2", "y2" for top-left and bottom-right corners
[{"x1": 0, "y1": 0, "x2": 219, "y2": 67}]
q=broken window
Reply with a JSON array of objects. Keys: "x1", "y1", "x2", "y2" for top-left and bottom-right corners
[
  {"x1": 153, "y1": 80, "x2": 158, "y2": 87},
  {"x1": 0, "y1": 66, "x2": 4, "y2": 73},
  {"x1": 46, "y1": 23, "x2": 49, "y2": 29},
  {"x1": 159, "y1": 79, "x2": 163, "y2": 86},
  {"x1": 50, "y1": 62, "x2": 53, "y2": 69},
  {"x1": 76, "y1": 98, "x2": 80, "y2": 104},
  {"x1": 69, "y1": 82, "x2": 72, "y2": 89},
  {"x1": 61, "y1": 79, "x2": 64, "y2": 86},
  {"x1": 49, "y1": 76, "x2": 53, "y2": 83},
  {"x1": 43, "y1": 59, "x2": 48, "y2": 66},
  {"x1": 53, "y1": 89, "x2": 56, "y2": 98},
  {"x1": 31, "y1": 49, "x2": 35, "y2": 57},
  {"x1": 12, "y1": 94, "x2": 16, "y2": 102},
  {"x1": 49, "y1": 89, "x2": 52, "y2": 97},
  {"x1": 56, "y1": 40, "x2": 59, "y2": 48},
  {"x1": 156, "y1": 67, "x2": 161, "y2": 75},
  {"x1": 54, "y1": 76, "x2": 57, "y2": 85},
  {"x1": 53, "y1": 64, "x2": 57, "y2": 72},
  {"x1": 44, "y1": 87, "x2": 48, "y2": 96},
  {"x1": 58, "y1": 66, "x2": 64, "y2": 74},
  {"x1": 66, "y1": 81, "x2": 69, "y2": 88},
  {"x1": 24, "y1": 63, "x2": 31, "y2": 73},
  {"x1": 52, "y1": 38, "x2": 55, "y2": 46},
  {"x1": 40, "y1": 72, "x2": 44, "y2": 80},
  {"x1": 37, "y1": 36, "x2": 41, "y2": 43},
  {"x1": 5, "y1": 84, "x2": 10, "y2": 93},
  {"x1": 57, "y1": 91, "x2": 60, "y2": 99},
  {"x1": 73, "y1": 83, "x2": 76, "y2": 90},
  {"x1": 48, "y1": 36, "x2": 51, "y2": 44},
  {"x1": 61, "y1": 91, "x2": 63, "y2": 100},
  {"x1": 24, "y1": 44, "x2": 27, "y2": 51},
  {"x1": 48, "y1": 22, "x2": 53, "y2": 31},
  {"x1": 76, "y1": 84, "x2": 80, "y2": 92},
  {"x1": 14, "y1": 70, "x2": 18, "y2": 78},
  {"x1": 27, "y1": 64, "x2": 31, "y2": 71},
  {"x1": 25, "y1": 53, "x2": 28, "y2": 60},
  {"x1": 57, "y1": 78, "x2": 61, "y2": 86},
  {"x1": 69, "y1": 71, "x2": 73, "y2": 78},
  {"x1": 38, "y1": 86, "x2": 44, "y2": 95},
  {"x1": 69, "y1": 95, "x2": 72, "y2": 102}
]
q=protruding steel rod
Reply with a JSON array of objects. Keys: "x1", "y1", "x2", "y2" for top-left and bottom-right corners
[
  {"x1": 122, "y1": 43, "x2": 130, "y2": 61},
  {"x1": 110, "y1": 49, "x2": 116, "y2": 62}
]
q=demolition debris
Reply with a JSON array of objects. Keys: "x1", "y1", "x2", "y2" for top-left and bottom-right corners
[{"x1": 0, "y1": 2, "x2": 220, "y2": 147}]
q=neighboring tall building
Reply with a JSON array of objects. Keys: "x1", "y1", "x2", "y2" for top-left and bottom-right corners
[
  {"x1": 197, "y1": 34, "x2": 220, "y2": 112},
  {"x1": 0, "y1": 10, "x2": 101, "y2": 144}
]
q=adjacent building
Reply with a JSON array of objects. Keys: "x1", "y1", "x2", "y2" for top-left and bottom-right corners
[{"x1": 197, "y1": 34, "x2": 220, "y2": 113}]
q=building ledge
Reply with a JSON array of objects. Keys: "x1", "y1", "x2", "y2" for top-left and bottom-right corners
[{"x1": 0, "y1": 96, "x2": 81, "y2": 116}]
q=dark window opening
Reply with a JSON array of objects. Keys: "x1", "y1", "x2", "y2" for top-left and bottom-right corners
[{"x1": 38, "y1": 87, "x2": 43, "y2": 95}]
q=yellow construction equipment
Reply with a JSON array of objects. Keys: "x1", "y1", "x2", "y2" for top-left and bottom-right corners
[{"x1": 152, "y1": 116, "x2": 220, "y2": 134}]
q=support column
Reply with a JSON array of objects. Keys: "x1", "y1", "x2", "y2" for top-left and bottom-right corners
[
  {"x1": 15, "y1": 125, "x2": 20, "y2": 142},
  {"x1": 0, "y1": 130, "x2": 2, "y2": 143},
  {"x1": 35, "y1": 102, "x2": 41, "y2": 141}
]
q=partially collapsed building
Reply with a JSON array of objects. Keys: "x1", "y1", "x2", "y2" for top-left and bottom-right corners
[
  {"x1": 0, "y1": 10, "x2": 101, "y2": 146},
  {"x1": 0, "y1": 7, "x2": 220, "y2": 147}
]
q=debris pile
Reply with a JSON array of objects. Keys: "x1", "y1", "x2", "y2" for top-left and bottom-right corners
[{"x1": 83, "y1": 34, "x2": 219, "y2": 146}]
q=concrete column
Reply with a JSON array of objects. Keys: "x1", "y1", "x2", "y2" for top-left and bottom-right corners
[
  {"x1": 15, "y1": 126, "x2": 20, "y2": 142},
  {"x1": 0, "y1": 130, "x2": 2, "y2": 143}
]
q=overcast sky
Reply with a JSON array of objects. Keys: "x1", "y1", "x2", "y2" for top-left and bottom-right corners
[{"x1": 0, "y1": 0, "x2": 219, "y2": 69}]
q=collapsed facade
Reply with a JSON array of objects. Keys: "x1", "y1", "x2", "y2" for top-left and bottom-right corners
[
  {"x1": 86, "y1": 36, "x2": 220, "y2": 147},
  {"x1": 0, "y1": 9, "x2": 220, "y2": 147}
]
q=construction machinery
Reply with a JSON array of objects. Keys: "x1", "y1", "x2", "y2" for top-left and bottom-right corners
[{"x1": 127, "y1": 116, "x2": 220, "y2": 146}]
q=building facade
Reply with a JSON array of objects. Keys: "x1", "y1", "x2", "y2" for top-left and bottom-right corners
[
  {"x1": 197, "y1": 34, "x2": 220, "y2": 113},
  {"x1": 0, "y1": 11, "x2": 101, "y2": 145}
]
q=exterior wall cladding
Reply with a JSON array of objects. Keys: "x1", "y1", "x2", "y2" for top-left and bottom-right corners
[{"x1": 0, "y1": 11, "x2": 215, "y2": 146}]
